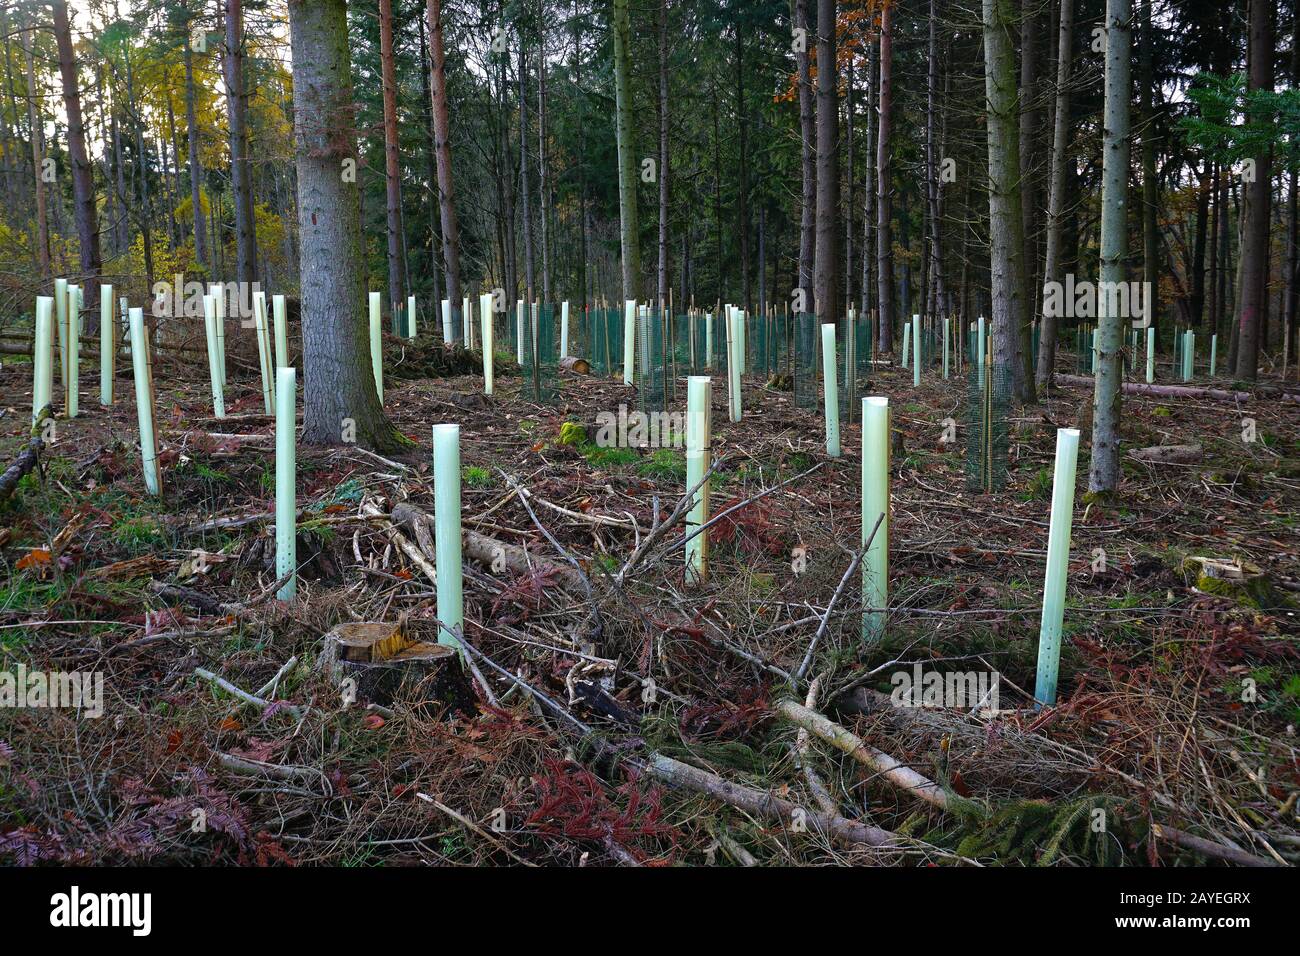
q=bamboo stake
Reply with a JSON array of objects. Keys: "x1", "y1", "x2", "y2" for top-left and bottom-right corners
[
  {"x1": 275, "y1": 367, "x2": 297, "y2": 601},
  {"x1": 1033, "y1": 427, "x2": 1080, "y2": 707}
]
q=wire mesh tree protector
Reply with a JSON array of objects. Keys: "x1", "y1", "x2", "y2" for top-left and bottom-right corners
[
  {"x1": 638, "y1": 307, "x2": 668, "y2": 416},
  {"x1": 520, "y1": 303, "x2": 559, "y2": 404},
  {"x1": 794, "y1": 312, "x2": 819, "y2": 410},
  {"x1": 965, "y1": 362, "x2": 1011, "y2": 492}
]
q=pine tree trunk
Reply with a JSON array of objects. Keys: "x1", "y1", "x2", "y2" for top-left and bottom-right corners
[
  {"x1": 518, "y1": 38, "x2": 534, "y2": 300},
  {"x1": 289, "y1": 0, "x2": 401, "y2": 451},
  {"x1": 1088, "y1": 0, "x2": 1132, "y2": 493},
  {"x1": 224, "y1": 0, "x2": 258, "y2": 285},
  {"x1": 1036, "y1": 0, "x2": 1074, "y2": 389},
  {"x1": 1139, "y1": 0, "x2": 1159, "y2": 334},
  {"x1": 876, "y1": 2, "x2": 895, "y2": 350},
  {"x1": 52, "y1": 0, "x2": 101, "y2": 306},
  {"x1": 427, "y1": 0, "x2": 461, "y2": 308},
  {"x1": 1235, "y1": 0, "x2": 1273, "y2": 380},
  {"x1": 538, "y1": 14, "x2": 551, "y2": 305},
  {"x1": 813, "y1": 0, "x2": 839, "y2": 324},
  {"x1": 612, "y1": 0, "x2": 640, "y2": 302},
  {"x1": 795, "y1": 0, "x2": 815, "y2": 305},
  {"x1": 183, "y1": 28, "x2": 209, "y2": 275},
  {"x1": 378, "y1": 0, "x2": 407, "y2": 314},
  {"x1": 657, "y1": 0, "x2": 669, "y2": 309},
  {"x1": 982, "y1": 0, "x2": 1028, "y2": 396},
  {"x1": 22, "y1": 12, "x2": 50, "y2": 281}
]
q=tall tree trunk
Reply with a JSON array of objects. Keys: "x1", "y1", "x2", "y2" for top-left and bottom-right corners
[
  {"x1": 1139, "y1": 0, "x2": 1159, "y2": 336},
  {"x1": 876, "y1": 2, "x2": 895, "y2": 350},
  {"x1": 736, "y1": 20, "x2": 752, "y2": 312},
  {"x1": 1018, "y1": 0, "x2": 1042, "y2": 401},
  {"x1": 982, "y1": 0, "x2": 1028, "y2": 397},
  {"x1": 427, "y1": 0, "x2": 461, "y2": 308},
  {"x1": 1190, "y1": 163, "x2": 1210, "y2": 329},
  {"x1": 860, "y1": 35, "x2": 876, "y2": 318},
  {"x1": 795, "y1": 0, "x2": 815, "y2": 305},
  {"x1": 288, "y1": 0, "x2": 400, "y2": 450},
  {"x1": 813, "y1": 0, "x2": 839, "y2": 323},
  {"x1": 1235, "y1": 0, "x2": 1273, "y2": 379},
  {"x1": 183, "y1": 29, "x2": 209, "y2": 275},
  {"x1": 1088, "y1": 0, "x2": 1132, "y2": 493},
  {"x1": 224, "y1": 0, "x2": 258, "y2": 285},
  {"x1": 378, "y1": 0, "x2": 407, "y2": 314},
  {"x1": 52, "y1": 0, "x2": 102, "y2": 308},
  {"x1": 518, "y1": 35, "x2": 534, "y2": 300},
  {"x1": 538, "y1": 10, "x2": 551, "y2": 304},
  {"x1": 1036, "y1": 0, "x2": 1073, "y2": 388},
  {"x1": 22, "y1": 12, "x2": 50, "y2": 281},
  {"x1": 924, "y1": 0, "x2": 945, "y2": 320},
  {"x1": 657, "y1": 0, "x2": 669, "y2": 309},
  {"x1": 612, "y1": 0, "x2": 640, "y2": 303},
  {"x1": 416, "y1": 6, "x2": 442, "y2": 308}
]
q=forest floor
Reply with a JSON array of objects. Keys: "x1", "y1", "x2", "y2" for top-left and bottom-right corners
[{"x1": 1, "y1": 334, "x2": 1298, "y2": 866}]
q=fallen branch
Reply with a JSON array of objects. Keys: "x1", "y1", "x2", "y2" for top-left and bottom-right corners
[
  {"x1": 1055, "y1": 373, "x2": 1299, "y2": 405},
  {"x1": 776, "y1": 699, "x2": 954, "y2": 812}
]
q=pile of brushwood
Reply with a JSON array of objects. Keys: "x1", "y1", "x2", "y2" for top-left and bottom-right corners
[{"x1": 0, "y1": 347, "x2": 1297, "y2": 866}]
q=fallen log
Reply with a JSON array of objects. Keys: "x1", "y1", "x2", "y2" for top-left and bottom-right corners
[
  {"x1": 776, "y1": 699, "x2": 953, "y2": 812},
  {"x1": 559, "y1": 355, "x2": 591, "y2": 375},
  {"x1": 1126, "y1": 443, "x2": 1203, "y2": 464},
  {"x1": 642, "y1": 752, "x2": 906, "y2": 850},
  {"x1": 0, "y1": 405, "x2": 52, "y2": 505},
  {"x1": 1055, "y1": 373, "x2": 1299, "y2": 405},
  {"x1": 389, "y1": 501, "x2": 586, "y2": 592}
]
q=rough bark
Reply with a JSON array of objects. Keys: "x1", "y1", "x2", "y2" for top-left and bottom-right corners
[
  {"x1": 813, "y1": 0, "x2": 839, "y2": 324},
  {"x1": 1234, "y1": 0, "x2": 1273, "y2": 380},
  {"x1": 223, "y1": 0, "x2": 258, "y2": 285},
  {"x1": 876, "y1": 2, "x2": 894, "y2": 350},
  {"x1": 612, "y1": 0, "x2": 640, "y2": 302},
  {"x1": 183, "y1": 26, "x2": 209, "y2": 275},
  {"x1": 378, "y1": 0, "x2": 408, "y2": 314},
  {"x1": 288, "y1": 0, "x2": 401, "y2": 451},
  {"x1": 795, "y1": 0, "x2": 815, "y2": 305},
  {"x1": 51, "y1": 1, "x2": 101, "y2": 308},
  {"x1": 427, "y1": 0, "x2": 461, "y2": 308},
  {"x1": 1035, "y1": 0, "x2": 1074, "y2": 389},
  {"x1": 982, "y1": 0, "x2": 1027, "y2": 397},
  {"x1": 1088, "y1": 0, "x2": 1132, "y2": 493}
]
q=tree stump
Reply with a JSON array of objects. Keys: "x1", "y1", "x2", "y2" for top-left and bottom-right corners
[{"x1": 318, "y1": 622, "x2": 474, "y2": 713}]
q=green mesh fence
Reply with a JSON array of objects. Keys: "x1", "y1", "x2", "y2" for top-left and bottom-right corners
[
  {"x1": 794, "y1": 312, "x2": 819, "y2": 410},
  {"x1": 964, "y1": 362, "x2": 1012, "y2": 493},
  {"x1": 520, "y1": 303, "x2": 559, "y2": 404},
  {"x1": 841, "y1": 313, "x2": 871, "y2": 419},
  {"x1": 637, "y1": 307, "x2": 668, "y2": 416}
]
